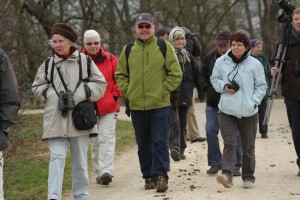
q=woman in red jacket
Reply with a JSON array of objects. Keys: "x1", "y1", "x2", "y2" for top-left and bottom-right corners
[{"x1": 82, "y1": 29, "x2": 121, "y2": 186}]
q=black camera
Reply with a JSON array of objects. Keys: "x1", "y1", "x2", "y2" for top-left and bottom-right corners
[
  {"x1": 226, "y1": 81, "x2": 240, "y2": 92},
  {"x1": 59, "y1": 90, "x2": 74, "y2": 111},
  {"x1": 277, "y1": 0, "x2": 295, "y2": 23}
]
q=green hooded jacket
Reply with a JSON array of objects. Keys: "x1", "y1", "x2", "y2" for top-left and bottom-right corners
[{"x1": 116, "y1": 37, "x2": 182, "y2": 110}]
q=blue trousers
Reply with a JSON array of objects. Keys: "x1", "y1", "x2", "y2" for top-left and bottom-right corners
[
  {"x1": 205, "y1": 106, "x2": 242, "y2": 169},
  {"x1": 284, "y1": 97, "x2": 300, "y2": 167},
  {"x1": 131, "y1": 107, "x2": 170, "y2": 179}
]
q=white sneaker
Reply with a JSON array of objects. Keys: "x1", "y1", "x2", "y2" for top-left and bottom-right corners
[
  {"x1": 216, "y1": 174, "x2": 232, "y2": 188},
  {"x1": 243, "y1": 180, "x2": 254, "y2": 189}
]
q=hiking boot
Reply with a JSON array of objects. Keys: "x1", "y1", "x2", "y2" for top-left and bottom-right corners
[
  {"x1": 156, "y1": 176, "x2": 168, "y2": 192},
  {"x1": 233, "y1": 169, "x2": 241, "y2": 176},
  {"x1": 144, "y1": 177, "x2": 155, "y2": 190},
  {"x1": 180, "y1": 154, "x2": 186, "y2": 160},
  {"x1": 96, "y1": 173, "x2": 112, "y2": 185},
  {"x1": 261, "y1": 134, "x2": 268, "y2": 138},
  {"x1": 191, "y1": 137, "x2": 206, "y2": 143},
  {"x1": 216, "y1": 174, "x2": 232, "y2": 188},
  {"x1": 243, "y1": 180, "x2": 254, "y2": 189},
  {"x1": 170, "y1": 149, "x2": 180, "y2": 161},
  {"x1": 207, "y1": 164, "x2": 222, "y2": 175}
]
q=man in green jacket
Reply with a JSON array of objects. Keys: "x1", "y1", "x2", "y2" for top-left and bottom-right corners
[{"x1": 115, "y1": 13, "x2": 182, "y2": 193}]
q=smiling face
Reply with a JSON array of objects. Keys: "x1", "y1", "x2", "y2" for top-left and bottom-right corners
[
  {"x1": 231, "y1": 41, "x2": 247, "y2": 59},
  {"x1": 135, "y1": 23, "x2": 155, "y2": 42},
  {"x1": 84, "y1": 35, "x2": 101, "y2": 55},
  {"x1": 51, "y1": 34, "x2": 71, "y2": 55}
]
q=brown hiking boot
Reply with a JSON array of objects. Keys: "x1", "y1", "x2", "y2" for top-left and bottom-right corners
[
  {"x1": 96, "y1": 173, "x2": 112, "y2": 185},
  {"x1": 144, "y1": 177, "x2": 155, "y2": 190},
  {"x1": 156, "y1": 176, "x2": 168, "y2": 192}
]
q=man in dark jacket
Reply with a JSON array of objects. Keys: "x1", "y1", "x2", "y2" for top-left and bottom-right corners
[
  {"x1": 199, "y1": 30, "x2": 242, "y2": 176},
  {"x1": 0, "y1": 48, "x2": 20, "y2": 199},
  {"x1": 270, "y1": 8, "x2": 300, "y2": 177}
]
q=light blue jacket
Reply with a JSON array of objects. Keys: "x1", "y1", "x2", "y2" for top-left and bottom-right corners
[{"x1": 210, "y1": 50, "x2": 267, "y2": 118}]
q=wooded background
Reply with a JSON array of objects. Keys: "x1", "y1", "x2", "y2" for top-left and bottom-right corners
[{"x1": 0, "y1": 0, "x2": 298, "y2": 103}]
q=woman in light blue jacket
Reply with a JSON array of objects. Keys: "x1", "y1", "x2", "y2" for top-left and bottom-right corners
[{"x1": 210, "y1": 30, "x2": 267, "y2": 189}]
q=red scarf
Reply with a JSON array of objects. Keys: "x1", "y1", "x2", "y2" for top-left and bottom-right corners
[
  {"x1": 55, "y1": 46, "x2": 78, "y2": 60},
  {"x1": 82, "y1": 49, "x2": 101, "y2": 62}
]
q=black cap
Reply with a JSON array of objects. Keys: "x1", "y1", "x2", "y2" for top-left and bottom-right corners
[{"x1": 135, "y1": 13, "x2": 155, "y2": 25}]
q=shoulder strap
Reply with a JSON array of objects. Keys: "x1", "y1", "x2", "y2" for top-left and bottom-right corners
[
  {"x1": 86, "y1": 55, "x2": 91, "y2": 77},
  {"x1": 125, "y1": 42, "x2": 134, "y2": 75},
  {"x1": 44, "y1": 57, "x2": 51, "y2": 83},
  {"x1": 157, "y1": 38, "x2": 167, "y2": 58}
]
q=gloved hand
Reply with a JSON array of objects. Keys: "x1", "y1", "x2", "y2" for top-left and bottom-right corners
[
  {"x1": 84, "y1": 84, "x2": 91, "y2": 99},
  {"x1": 198, "y1": 90, "x2": 206, "y2": 102},
  {"x1": 125, "y1": 99, "x2": 130, "y2": 117},
  {"x1": 170, "y1": 91, "x2": 179, "y2": 106},
  {"x1": 42, "y1": 87, "x2": 49, "y2": 99}
]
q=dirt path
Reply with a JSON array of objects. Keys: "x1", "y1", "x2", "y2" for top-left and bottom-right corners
[{"x1": 64, "y1": 99, "x2": 300, "y2": 200}]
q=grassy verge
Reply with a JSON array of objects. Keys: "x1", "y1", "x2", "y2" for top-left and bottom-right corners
[{"x1": 4, "y1": 113, "x2": 135, "y2": 200}]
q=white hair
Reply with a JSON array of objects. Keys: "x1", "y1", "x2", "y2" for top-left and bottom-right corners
[{"x1": 83, "y1": 30, "x2": 101, "y2": 43}]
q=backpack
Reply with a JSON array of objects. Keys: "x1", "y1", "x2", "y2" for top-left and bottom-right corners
[
  {"x1": 44, "y1": 55, "x2": 92, "y2": 85},
  {"x1": 125, "y1": 38, "x2": 167, "y2": 73}
]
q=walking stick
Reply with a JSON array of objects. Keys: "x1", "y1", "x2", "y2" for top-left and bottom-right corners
[{"x1": 262, "y1": 0, "x2": 295, "y2": 129}]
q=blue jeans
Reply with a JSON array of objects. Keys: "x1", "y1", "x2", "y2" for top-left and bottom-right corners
[
  {"x1": 284, "y1": 97, "x2": 300, "y2": 167},
  {"x1": 131, "y1": 107, "x2": 170, "y2": 178},
  {"x1": 205, "y1": 106, "x2": 242, "y2": 169}
]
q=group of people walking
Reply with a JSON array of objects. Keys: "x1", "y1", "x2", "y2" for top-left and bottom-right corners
[{"x1": 1, "y1": 8, "x2": 300, "y2": 200}]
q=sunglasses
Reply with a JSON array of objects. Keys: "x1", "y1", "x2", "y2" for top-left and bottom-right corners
[
  {"x1": 137, "y1": 24, "x2": 152, "y2": 29},
  {"x1": 86, "y1": 41, "x2": 100, "y2": 46}
]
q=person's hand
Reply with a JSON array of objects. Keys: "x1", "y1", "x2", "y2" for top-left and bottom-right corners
[
  {"x1": 125, "y1": 99, "x2": 130, "y2": 117},
  {"x1": 270, "y1": 67, "x2": 279, "y2": 76},
  {"x1": 225, "y1": 85, "x2": 236, "y2": 95},
  {"x1": 170, "y1": 91, "x2": 179, "y2": 106}
]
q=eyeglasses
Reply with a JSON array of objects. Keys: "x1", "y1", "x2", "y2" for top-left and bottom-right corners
[
  {"x1": 137, "y1": 24, "x2": 152, "y2": 29},
  {"x1": 86, "y1": 42, "x2": 100, "y2": 46}
]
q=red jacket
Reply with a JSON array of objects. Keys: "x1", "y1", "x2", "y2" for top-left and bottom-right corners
[{"x1": 82, "y1": 46, "x2": 121, "y2": 116}]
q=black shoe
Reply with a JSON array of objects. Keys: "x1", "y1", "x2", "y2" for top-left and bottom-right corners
[
  {"x1": 261, "y1": 134, "x2": 268, "y2": 138},
  {"x1": 170, "y1": 149, "x2": 180, "y2": 161},
  {"x1": 233, "y1": 169, "x2": 241, "y2": 176},
  {"x1": 156, "y1": 176, "x2": 168, "y2": 192},
  {"x1": 191, "y1": 137, "x2": 207, "y2": 143},
  {"x1": 96, "y1": 173, "x2": 112, "y2": 185},
  {"x1": 180, "y1": 154, "x2": 186, "y2": 160},
  {"x1": 144, "y1": 177, "x2": 155, "y2": 190},
  {"x1": 207, "y1": 164, "x2": 222, "y2": 174}
]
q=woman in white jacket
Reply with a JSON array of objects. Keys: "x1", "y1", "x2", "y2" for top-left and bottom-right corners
[
  {"x1": 210, "y1": 30, "x2": 267, "y2": 189},
  {"x1": 32, "y1": 23, "x2": 107, "y2": 200}
]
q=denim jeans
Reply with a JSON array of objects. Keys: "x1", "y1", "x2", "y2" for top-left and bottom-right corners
[
  {"x1": 48, "y1": 136, "x2": 89, "y2": 200},
  {"x1": 205, "y1": 106, "x2": 242, "y2": 169},
  {"x1": 131, "y1": 107, "x2": 170, "y2": 178},
  {"x1": 284, "y1": 97, "x2": 300, "y2": 167},
  {"x1": 90, "y1": 112, "x2": 117, "y2": 178}
]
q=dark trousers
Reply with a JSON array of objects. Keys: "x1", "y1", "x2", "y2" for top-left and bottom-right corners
[
  {"x1": 131, "y1": 107, "x2": 170, "y2": 179},
  {"x1": 258, "y1": 99, "x2": 268, "y2": 135},
  {"x1": 169, "y1": 106, "x2": 188, "y2": 154},
  {"x1": 284, "y1": 97, "x2": 300, "y2": 167},
  {"x1": 219, "y1": 112, "x2": 258, "y2": 182}
]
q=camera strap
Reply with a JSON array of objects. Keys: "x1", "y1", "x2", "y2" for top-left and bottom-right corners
[
  {"x1": 57, "y1": 67, "x2": 69, "y2": 92},
  {"x1": 227, "y1": 64, "x2": 239, "y2": 83}
]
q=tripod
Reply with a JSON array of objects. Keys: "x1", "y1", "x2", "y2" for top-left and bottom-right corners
[{"x1": 262, "y1": 9, "x2": 293, "y2": 129}]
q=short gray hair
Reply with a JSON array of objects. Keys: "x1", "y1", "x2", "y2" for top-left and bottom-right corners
[{"x1": 83, "y1": 30, "x2": 101, "y2": 43}]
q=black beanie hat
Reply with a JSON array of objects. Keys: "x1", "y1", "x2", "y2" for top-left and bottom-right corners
[{"x1": 51, "y1": 23, "x2": 77, "y2": 43}]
